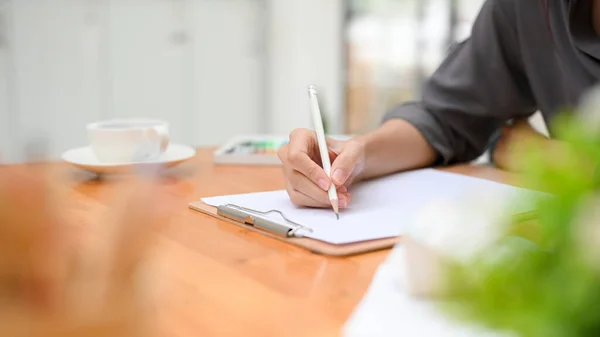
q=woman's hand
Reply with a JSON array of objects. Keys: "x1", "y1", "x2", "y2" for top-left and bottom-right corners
[
  {"x1": 493, "y1": 119, "x2": 554, "y2": 172},
  {"x1": 278, "y1": 128, "x2": 366, "y2": 209}
]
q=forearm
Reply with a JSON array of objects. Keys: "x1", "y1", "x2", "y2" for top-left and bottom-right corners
[{"x1": 355, "y1": 119, "x2": 438, "y2": 180}]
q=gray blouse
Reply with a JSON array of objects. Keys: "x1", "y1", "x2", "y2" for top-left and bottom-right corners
[{"x1": 383, "y1": 0, "x2": 599, "y2": 164}]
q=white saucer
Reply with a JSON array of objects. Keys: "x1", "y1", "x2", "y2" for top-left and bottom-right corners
[{"x1": 62, "y1": 144, "x2": 196, "y2": 174}]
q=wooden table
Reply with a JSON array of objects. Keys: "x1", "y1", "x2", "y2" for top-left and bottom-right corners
[{"x1": 15, "y1": 148, "x2": 515, "y2": 337}]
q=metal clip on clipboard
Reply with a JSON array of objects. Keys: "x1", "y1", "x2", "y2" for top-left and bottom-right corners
[{"x1": 216, "y1": 204, "x2": 313, "y2": 238}]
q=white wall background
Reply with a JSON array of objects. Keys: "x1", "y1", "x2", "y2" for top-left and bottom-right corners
[
  {"x1": 1, "y1": 0, "x2": 539, "y2": 165},
  {"x1": 267, "y1": 0, "x2": 344, "y2": 134},
  {"x1": 0, "y1": 0, "x2": 344, "y2": 163},
  {"x1": 0, "y1": 2, "x2": 12, "y2": 161}
]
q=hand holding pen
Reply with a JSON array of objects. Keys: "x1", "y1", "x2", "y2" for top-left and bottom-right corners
[
  {"x1": 277, "y1": 87, "x2": 366, "y2": 215},
  {"x1": 307, "y1": 85, "x2": 340, "y2": 218}
]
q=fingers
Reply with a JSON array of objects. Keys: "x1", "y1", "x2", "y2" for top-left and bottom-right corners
[
  {"x1": 286, "y1": 185, "x2": 329, "y2": 208},
  {"x1": 280, "y1": 129, "x2": 360, "y2": 209},
  {"x1": 282, "y1": 129, "x2": 332, "y2": 190},
  {"x1": 286, "y1": 185, "x2": 351, "y2": 209},
  {"x1": 287, "y1": 170, "x2": 331, "y2": 204},
  {"x1": 286, "y1": 170, "x2": 351, "y2": 207},
  {"x1": 330, "y1": 139, "x2": 365, "y2": 186}
]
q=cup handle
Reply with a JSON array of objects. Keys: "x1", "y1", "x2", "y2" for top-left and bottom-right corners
[
  {"x1": 154, "y1": 127, "x2": 170, "y2": 152},
  {"x1": 144, "y1": 127, "x2": 170, "y2": 153}
]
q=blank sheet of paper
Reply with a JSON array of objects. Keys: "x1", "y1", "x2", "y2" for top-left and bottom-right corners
[
  {"x1": 342, "y1": 245, "x2": 514, "y2": 337},
  {"x1": 201, "y1": 169, "x2": 542, "y2": 245}
]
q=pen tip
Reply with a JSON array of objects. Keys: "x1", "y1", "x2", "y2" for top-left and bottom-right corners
[{"x1": 331, "y1": 199, "x2": 339, "y2": 219}]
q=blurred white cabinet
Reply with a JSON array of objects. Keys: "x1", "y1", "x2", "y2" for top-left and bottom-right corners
[
  {"x1": 190, "y1": 0, "x2": 265, "y2": 145},
  {"x1": 0, "y1": 51, "x2": 9, "y2": 161},
  {"x1": 0, "y1": 4, "x2": 11, "y2": 161},
  {"x1": 7, "y1": 0, "x2": 106, "y2": 161},
  {"x1": 106, "y1": 0, "x2": 191, "y2": 144},
  {"x1": 107, "y1": 0, "x2": 265, "y2": 146},
  {"x1": 266, "y1": 0, "x2": 344, "y2": 134},
  {"x1": 2, "y1": 0, "x2": 265, "y2": 162}
]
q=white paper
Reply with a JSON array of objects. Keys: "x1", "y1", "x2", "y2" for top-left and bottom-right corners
[
  {"x1": 201, "y1": 168, "x2": 543, "y2": 245},
  {"x1": 342, "y1": 244, "x2": 516, "y2": 337}
]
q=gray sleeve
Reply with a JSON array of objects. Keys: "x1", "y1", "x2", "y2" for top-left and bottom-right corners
[{"x1": 382, "y1": 0, "x2": 537, "y2": 165}]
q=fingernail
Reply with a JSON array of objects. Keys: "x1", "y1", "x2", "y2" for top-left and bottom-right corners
[
  {"x1": 317, "y1": 178, "x2": 329, "y2": 190},
  {"x1": 339, "y1": 197, "x2": 348, "y2": 208},
  {"x1": 332, "y1": 169, "x2": 347, "y2": 185}
]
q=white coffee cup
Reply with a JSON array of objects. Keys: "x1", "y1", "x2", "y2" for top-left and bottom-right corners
[{"x1": 87, "y1": 119, "x2": 170, "y2": 163}]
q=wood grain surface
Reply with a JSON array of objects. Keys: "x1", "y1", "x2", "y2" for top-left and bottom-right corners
[{"x1": 0, "y1": 148, "x2": 514, "y2": 337}]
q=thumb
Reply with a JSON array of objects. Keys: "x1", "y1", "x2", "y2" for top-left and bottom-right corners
[{"x1": 330, "y1": 140, "x2": 363, "y2": 186}]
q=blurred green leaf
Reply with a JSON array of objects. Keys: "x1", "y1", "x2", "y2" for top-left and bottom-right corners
[{"x1": 439, "y1": 110, "x2": 600, "y2": 337}]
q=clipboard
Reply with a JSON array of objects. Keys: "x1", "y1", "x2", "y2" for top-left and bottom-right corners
[
  {"x1": 188, "y1": 200, "x2": 399, "y2": 257},
  {"x1": 188, "y1": 167, "x2": 544, "y2": 257}
]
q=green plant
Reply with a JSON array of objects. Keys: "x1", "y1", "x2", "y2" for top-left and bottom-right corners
[{"x1": 439, "y1": 108, "x2": 600, "y2": 337}]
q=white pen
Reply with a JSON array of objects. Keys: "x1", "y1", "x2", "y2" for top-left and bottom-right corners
[{"x1": 307, "y1": 85, "x2": 339, "y2": 219}]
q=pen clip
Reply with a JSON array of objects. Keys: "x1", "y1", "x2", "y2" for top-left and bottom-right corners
[{"x1": 216, "y1": 204, "x2": 313, "y2": 238}]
